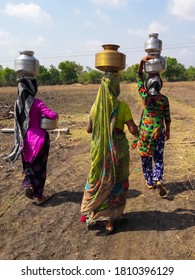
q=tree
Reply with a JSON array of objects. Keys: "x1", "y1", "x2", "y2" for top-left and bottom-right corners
[
  {"x1": 87, "y1": 68, "x2": 103, "y2": 84},
  {"x1": 77, "y1": 67, "x2": 103, "y2": 84},
  {"x1": 48, "y1": 65, "x2": 62, "y2": 85},
  {"x1": 0, "y1": 67, "x2": 16, "y2": 86},
  {"x1": 58, "y1": 61, "x2": 80, "y2": 84},
  {"x1": 37, "y1": 65, "x2": 51, "y2": 85},
  {"x1": 186, "y1": 66, "x2": 195, "y2": 81},
  {"x1": 0, "y1": 65, "x2": 3, "y2": 86},
  {"x1": 161, "y1": 57, "x2": 187, "y2": 82},
  {"x1": 77, "y1": 70, "x2": 89, "y2": 84},
  {"x1": 2, "y1": 56, "x2": 195, "y2": 86},
  {"x1": 120, "y1": 64, "x2": 139, "y2": 82}
]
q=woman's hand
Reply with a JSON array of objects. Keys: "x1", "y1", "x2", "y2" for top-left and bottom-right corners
[
  {"x1": 165, "y1": 122, "x2": 170, "y2": 141},
  {"x1": 141, "y1": 54, "x2": 156, "y2": 63},
  {"x1": 137, "y1": 55, "x2": 156, "y2": 75},
  {"x1": 126, "y1": 119, "x2": 139, "y2": 137},
  {"x1": 165, "y1": 130, "x2": 170, "y2": 141},
  {"x1": 87, "y1": 115, "x2": 92, "y2": 133}
]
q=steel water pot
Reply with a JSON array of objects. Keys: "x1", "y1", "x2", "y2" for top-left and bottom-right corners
[
  {"x1": 41, "y1": 117, "x2": 58, "y2": 130},
  {"x1": 14, "y1": 50, "x2": 39, "y2": 78},
  {"x1": 144, "y1": 56, "x2": 167, "y2": 74},
  {"x1": 145, "y1": 33, "x2": 162, "y2": 54}
]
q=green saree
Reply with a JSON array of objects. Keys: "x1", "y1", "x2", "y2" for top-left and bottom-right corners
[{"x1": 81, "y1": 74, "x2": 130, "y2": 224}]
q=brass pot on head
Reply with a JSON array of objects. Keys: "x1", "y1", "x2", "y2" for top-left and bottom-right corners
[{"x1": 95, "y1": 44, "x2": 126, "y2": 72}]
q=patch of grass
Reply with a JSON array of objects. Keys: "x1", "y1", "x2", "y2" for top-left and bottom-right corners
[{"x1": 59, "y1": 113, "x2": 88, "y2": 124}]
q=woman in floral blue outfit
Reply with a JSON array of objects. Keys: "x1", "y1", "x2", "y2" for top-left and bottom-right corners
[{"x1": 133, "y1": 55, "x2": 171, "y2": 196}]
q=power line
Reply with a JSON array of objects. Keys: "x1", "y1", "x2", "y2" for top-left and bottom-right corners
[{"x1": 0, "y1": 43, "x2": 195, "y2": 63}]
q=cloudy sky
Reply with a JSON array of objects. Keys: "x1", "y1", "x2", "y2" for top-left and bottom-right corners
[{"x1": 1, "y1": 0, "x2": 195, "y2": 70}]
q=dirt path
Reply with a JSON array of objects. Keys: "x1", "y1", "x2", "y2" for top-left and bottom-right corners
[{"x1": 0, "y1": 82, "x2": 194, "y2": 260}]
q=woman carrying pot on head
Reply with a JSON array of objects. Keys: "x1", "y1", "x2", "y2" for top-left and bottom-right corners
[
  {"x1": 80, "y1": 73, "x2": 138, "y2": 234},
  {"x1": 5, "y1": 77, "x2": 58, "y2": 206},
  {"x1": 132, "y1": 55, "x2": 171, "y2": 196}
]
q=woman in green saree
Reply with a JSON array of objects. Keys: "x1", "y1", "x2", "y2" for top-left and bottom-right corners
[{"x1": 80, "y1": 73, "x2": 138, "y2": 234}]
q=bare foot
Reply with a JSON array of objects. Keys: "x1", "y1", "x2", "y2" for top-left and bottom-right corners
[
  {"x1": 37, "y1": 195, "x2": 51, "y2": 206},
  {"x1": 105, "y1": 220, "x2": 114, "y2": 234}
]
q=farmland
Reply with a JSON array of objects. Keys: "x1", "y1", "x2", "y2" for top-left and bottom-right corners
[{"x1": 0, "y1": 81, "x2": 194, "y2": 260}]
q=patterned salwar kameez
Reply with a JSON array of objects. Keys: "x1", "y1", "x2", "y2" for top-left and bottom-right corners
[{"x1": 133, "y1": 76, "x2": 171, "y2": 187}]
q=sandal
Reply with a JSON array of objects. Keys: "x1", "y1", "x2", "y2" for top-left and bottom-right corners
[
  {"x1": 157, "y1": 181, "x2": 167, "y2": 197},
  {"x1": 25, "y1": 187, "x2": 34, "y2": 199},
  {"x1": 147, "y1": 184, "x2": 155, "y2": 189}
]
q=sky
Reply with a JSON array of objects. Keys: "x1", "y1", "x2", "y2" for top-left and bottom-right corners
[{"x1": 1, "y1": 0, "x2": 195, "y2": 70}]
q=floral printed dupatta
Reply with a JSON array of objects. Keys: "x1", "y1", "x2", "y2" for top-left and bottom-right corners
[{"x1": 81, "y1": 74, "x2": 129, "y2": 224}]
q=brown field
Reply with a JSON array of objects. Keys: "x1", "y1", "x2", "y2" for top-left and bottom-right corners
[{"x1": 0, "y1": 81, "x2": 194, "y2": 260}]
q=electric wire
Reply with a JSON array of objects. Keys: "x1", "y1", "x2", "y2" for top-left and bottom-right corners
[{"x1": 0, "y1": 42, "x2": 195, "y2": 64}]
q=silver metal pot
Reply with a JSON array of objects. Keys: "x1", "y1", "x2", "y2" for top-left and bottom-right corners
[
  {"x1": 145, "y1": 33, "x2": 162, "y2": 54},
  {"x1": 14, "y1": 50, "x2": 39, "y2": 78},
  {"x1": 144, "y1": 56, "x2": 167, "y2": 74},
  {"x1": 41, "y1": 118, "x2": 58, "y2": 130}
]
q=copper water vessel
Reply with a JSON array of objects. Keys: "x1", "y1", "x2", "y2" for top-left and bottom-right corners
[{"x1": 95, "y1": 44, "x2": 126, "y2": 72}]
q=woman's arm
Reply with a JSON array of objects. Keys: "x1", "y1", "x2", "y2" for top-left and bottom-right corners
[
  {"x1": 164, "y1": 97, "x2": 171, "y2": 141},
  {"x1": 137, "y1": 54, "x2": 156, "y2": 76},
  {"x1": 137, "y1": 55, "x2": 160, "y2": 102},
  {"x1": 38, "y1": 100, "x2": 58, "y2": 120},
  {"x1": 87, "y1": 115, "x2": 92, "y2": 133},
  {"x1": 126, "y1": 119, "x2": 139, "y2": 137},
  {"x1": 165, "y1": 120, "x2": 170, "y2": 141}
]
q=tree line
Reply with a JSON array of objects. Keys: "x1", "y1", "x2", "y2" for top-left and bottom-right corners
[{"x1": 0, "y1": 56, "x2": 195, "y2": 87}]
